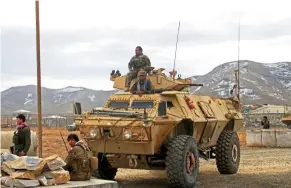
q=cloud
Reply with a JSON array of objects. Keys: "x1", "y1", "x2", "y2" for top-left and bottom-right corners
[{"x1": 1, "y1": 0, "x2": 291, "y2": 91}]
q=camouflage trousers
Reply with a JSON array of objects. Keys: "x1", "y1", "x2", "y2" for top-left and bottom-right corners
[
  {"x1": 125, "y1": 70, "x2": 139, "y2": 87},
  {"x1": 69, "y1": 171, "x2": 91, "y2": 181}
]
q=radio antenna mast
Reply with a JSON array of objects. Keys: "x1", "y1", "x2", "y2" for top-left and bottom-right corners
[
  {"x1": 237, "y1": 16, "x2": 241, "y2": 100},
  {"x1": 172, "y1": 21, "x2": 180, "y2": 80}
]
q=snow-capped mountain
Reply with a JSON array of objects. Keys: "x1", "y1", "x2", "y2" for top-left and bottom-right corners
[
  {"x1": 1, "y1": 86, "x2": 116, "y2": 115},
  {"x1": 191, "y1": 60, "x2": 291, "y2": 104},
  {"x1": 1, "y1": 60, "x2": 290, "y2": 114}
]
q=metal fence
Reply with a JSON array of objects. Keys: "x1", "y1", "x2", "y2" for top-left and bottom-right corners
[
  {"x1": 1, "y1": 115, "x2": 75, "y2": 128},
  {"x1": 242, "y1": 113, "x2": 286, "y2": 128}
]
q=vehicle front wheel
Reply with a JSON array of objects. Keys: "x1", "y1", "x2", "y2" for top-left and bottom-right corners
[
  {"x1": 166, "y1": 135, "x2": 199, "y2": 188},
  {"x1": 92, "y1": 153, "x2": 117, "y2": 180},
  {"x1": 215, "y1": 131, "x2": 240, "y2": 174}
]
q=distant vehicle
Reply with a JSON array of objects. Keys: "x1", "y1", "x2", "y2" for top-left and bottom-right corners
[
  {"x1": 66, "y1": 122, "x2": 76, "y2": 131},
  {"x1": 72, "y1": 67, "x2": 244, "y2": 188}
]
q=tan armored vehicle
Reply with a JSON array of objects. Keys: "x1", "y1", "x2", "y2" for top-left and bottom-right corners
[
  {"x1": 282, "y1": 113, "x2": 291, "y2": 129},
  {"x1": 72, "y1": 67, "x2": 244, "y2": 188}
]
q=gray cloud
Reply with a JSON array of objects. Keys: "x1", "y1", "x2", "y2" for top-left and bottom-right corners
[{"x1": 1, "y1": 18, "x2": 291, "y2": 89}]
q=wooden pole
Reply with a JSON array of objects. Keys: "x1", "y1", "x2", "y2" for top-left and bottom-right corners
[{"x1": 35, "y1": 0, "x2": 42, "y2": 158}]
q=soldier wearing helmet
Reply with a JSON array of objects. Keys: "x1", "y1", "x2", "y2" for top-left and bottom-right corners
[
  {"x1": 130, "y1": 70, "x2": 153, "y2": 95},
  {"x1": 125, "y1": 46, "x2": 151, "y2": 91}
]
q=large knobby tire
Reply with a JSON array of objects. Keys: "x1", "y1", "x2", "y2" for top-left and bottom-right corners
[
  {"x1": 92, "y1": 154, "x2": 117, "y2": 180},
  {"x1": 166, "y1": 135, "x2": 199, "y2": 188},
  {"x1": 215, "y1": 131, "x2": 240, "y2": 174}
]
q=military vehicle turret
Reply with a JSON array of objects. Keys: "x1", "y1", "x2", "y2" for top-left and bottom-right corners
[{"x1": 72, "y1": 67, "x2": 244, "y2": 188}]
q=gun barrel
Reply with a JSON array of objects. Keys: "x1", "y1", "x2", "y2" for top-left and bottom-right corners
[{"x1": 178, "y1": 84, "x2": 204, "y2": 86}]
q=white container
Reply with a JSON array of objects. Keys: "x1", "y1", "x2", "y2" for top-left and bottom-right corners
[
  {"x1": 246, "y1": 129, "x2": 262, "y2": 147},
  {"x1": 261, "y1": 129, "x2": 276, "y2": 147},
  {"x1": 276, "y1": 129, "x2": 291, "y2": 148},
  {"x1": 1, "y1": 131, "x2": 37, "y2": 156}
]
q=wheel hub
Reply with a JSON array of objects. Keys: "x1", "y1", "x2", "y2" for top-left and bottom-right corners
[
  {"x1": 186, "y1": 152, "x2": 195, "y2": 174},
  {"x1": 232, "y1": 144, "x2": 238, "y2": 162}
]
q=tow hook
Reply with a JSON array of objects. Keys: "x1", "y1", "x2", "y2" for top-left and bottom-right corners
[{"x1": 127, "y1": 154, "x2": 138, "y2": 168}]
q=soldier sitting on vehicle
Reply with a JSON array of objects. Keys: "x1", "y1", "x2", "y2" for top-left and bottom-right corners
[
  {"x1": 130, "y1": 70, "x2": 153, "y2": 95},
  {"x1": 11, "y1": 114, "x2": 31, "y2": 156},
  {"x1": 63, "y1": 134, "x2": 91, "y2": 181},
  {"x1": 125, "y1": 46, "x2": 151, "y2": 91}
]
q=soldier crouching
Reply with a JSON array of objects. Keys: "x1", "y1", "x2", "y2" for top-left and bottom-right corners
[{"x1": 63, "y1": 134, "x2": 91, "y2": 181}]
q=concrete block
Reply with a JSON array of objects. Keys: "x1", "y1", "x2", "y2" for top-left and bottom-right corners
[
  {"x1": 276, "y1": 129, "x2": 291, "y2": 148},
  {"x1": 35, "y1": 178, "x2": 118, "y2": 188},
  {"x1": 261, "y1": 129, "x2": 276, "y2": 147},
  {"x1": 246, "y1": 129, "x2": 262, "y2": 147}
]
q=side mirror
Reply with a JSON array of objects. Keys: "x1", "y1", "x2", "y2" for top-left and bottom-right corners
[
  {"x1": 73, "y1": 102, "x2": 82, "y2": 115},
  {"x1": 158, "y1": 101, "x2": 167, "y2": 117}
]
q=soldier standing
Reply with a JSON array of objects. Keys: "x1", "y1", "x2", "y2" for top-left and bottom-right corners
[
  {"x1": 63, "y1": 134, "x2": 91, "y2": 181},
  {"x1": 261, "y1": 116, "x2": 270, "y2": 129},
  {"x1": 12, "y1": 114, "x2": 31, "y2": 156},
  {"x1": 125, "y1": 46, "x2": 151, "y2": 91}
]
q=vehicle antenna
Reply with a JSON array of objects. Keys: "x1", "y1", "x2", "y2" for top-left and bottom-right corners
[
  {"x1": 172, "y1": 21, "x2": 180, "y2": 80},
  {"x1": 237, "y1": 16, "x2": 241, "y2": 100}
]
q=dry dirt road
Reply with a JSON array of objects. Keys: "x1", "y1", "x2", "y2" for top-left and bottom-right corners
[{"x1": 116, "y1": 147, "x2": 291, "y2": 188}]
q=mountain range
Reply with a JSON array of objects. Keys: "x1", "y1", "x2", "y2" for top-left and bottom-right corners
[{"x1": 1, "y1": 60, "x2": 290, "y2": 115}]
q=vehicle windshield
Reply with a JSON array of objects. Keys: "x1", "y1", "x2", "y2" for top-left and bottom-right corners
[
  {"x1": 108, "y1": 101, "x2": 129, "y2": 108},
  {"x1": 131, "y1": 101, "x2": 154, "y2": 109}
]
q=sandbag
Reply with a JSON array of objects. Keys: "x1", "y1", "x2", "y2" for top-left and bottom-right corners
[
  {"x1": 44, "y1": 155, "x2": 66, "y2": 171},
  {"x1": 42, "y1": 168, "x2": 70, "y2": 185},
  {"x1": 38, "y1": 175, "x2": 48, "y2": 186},
  {"x1": 3, "y1": 156, "x2": 44, "y2": 170},
  {"x1": 1, "y1": 176, "x2": 40, "y2": 187}
]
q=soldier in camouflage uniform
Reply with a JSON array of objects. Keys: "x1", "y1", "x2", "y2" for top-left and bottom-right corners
[
  {"x1": 12, "y1": 114, "x2": 31, "y2": 156},
  {"x1": 63, "y1": 134, "x2": 91, "y2": 181},
  {"x1": 125, "y1": 46, "x2": 151, "y2": 91}
]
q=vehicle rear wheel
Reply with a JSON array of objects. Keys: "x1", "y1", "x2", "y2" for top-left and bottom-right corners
[
  {"x1": 215, "y1": 131, "x2": 240, "y2": 174},
  {"x1": 92, "y1": 154, "x2": 117, "y2": 180},
  {"x1": 166, "y1": 135, "x2": 199, "y2": 188}
]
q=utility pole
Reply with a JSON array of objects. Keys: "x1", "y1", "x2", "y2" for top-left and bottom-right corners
[{"x1": 35, "y1": 0, "x2": 43, "y2": 158}]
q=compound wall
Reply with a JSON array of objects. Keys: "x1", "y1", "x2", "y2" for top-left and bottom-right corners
[{"x1": 246, "y1": 129, "x2": 291, "y2": 148}]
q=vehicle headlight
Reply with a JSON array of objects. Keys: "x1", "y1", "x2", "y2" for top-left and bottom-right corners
[
  {"x1": 124, "y1": 130, "x2": 132, "y2": 139},
  {"x1": 90, "y1": 129, "x2": 97, "y2": 138}
]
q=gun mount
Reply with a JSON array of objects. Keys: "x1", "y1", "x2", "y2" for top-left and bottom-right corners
[{"x1": 110, "y1": 67, "x2": 203, "y2": 92}]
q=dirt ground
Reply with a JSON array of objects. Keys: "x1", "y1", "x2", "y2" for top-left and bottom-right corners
[
  {"x1": 2, "y1": 128, "x2": 291, "y2": 187},
  {"x1": 117, "y1": 148, "x2": 291, "y2": 188}
]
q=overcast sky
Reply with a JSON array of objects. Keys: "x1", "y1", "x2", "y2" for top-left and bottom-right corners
[{"x1": 1, "y1": 0, "x2": 291, "y2": 91}]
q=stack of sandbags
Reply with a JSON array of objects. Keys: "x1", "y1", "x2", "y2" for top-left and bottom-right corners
[{"x1": 0, "y1": 151, "x2": 70, "y2": 187}]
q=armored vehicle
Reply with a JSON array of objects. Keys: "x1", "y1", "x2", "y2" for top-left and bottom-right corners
[
  {"x1": 72, "y1": 67, "x2": 244, "y2": 188},
  {"x1": 282, "y1": 113, "x2": 291, "y2": 129}
]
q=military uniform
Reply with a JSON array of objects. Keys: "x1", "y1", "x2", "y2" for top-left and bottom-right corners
[
  {"x1": 125, "y1": 54, "x2": 151, "y2": 88},
  {"x1": 12, "y1": 123, "x2": 31, "y2": 156},
  {"x1": 261, "y1": 119, "x2": 270, "y2": 129},
  {"x1": 64, "y1": 141, "x2": 91, "y2": 181}
]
